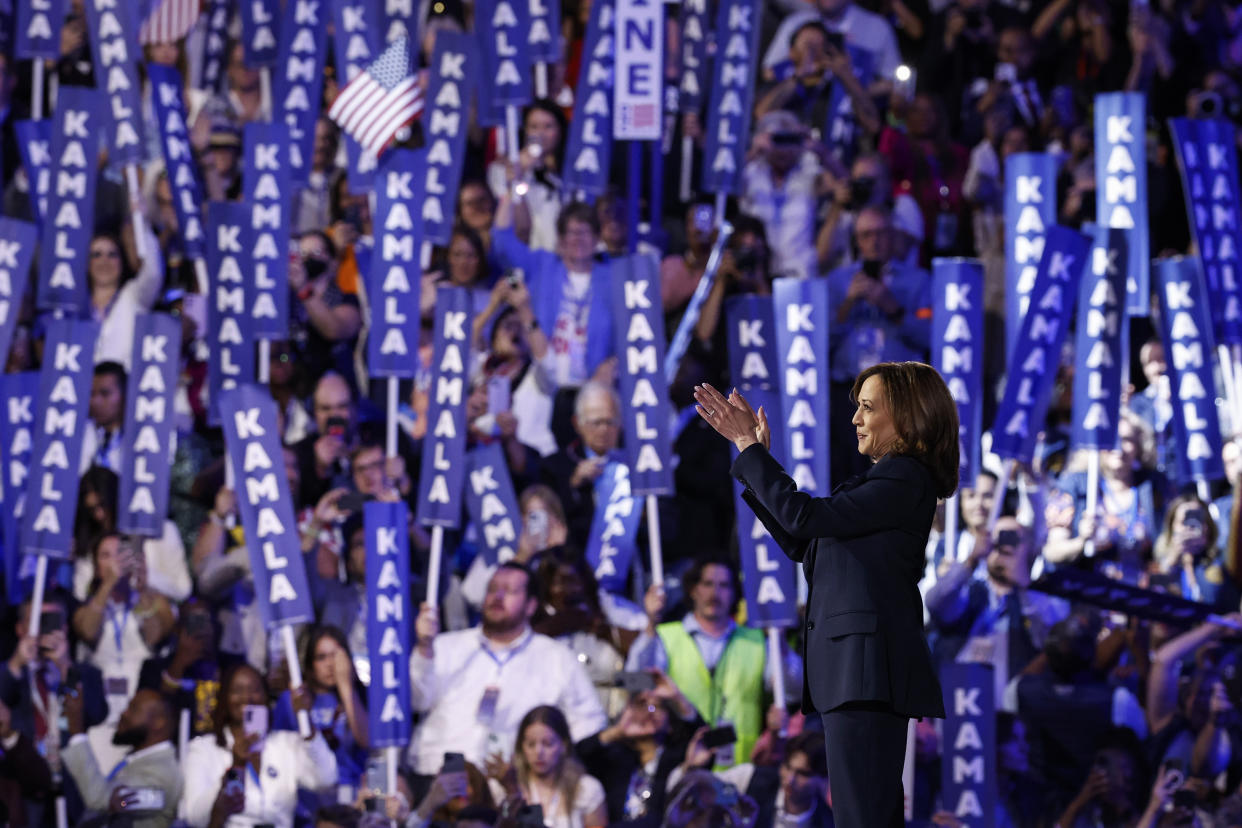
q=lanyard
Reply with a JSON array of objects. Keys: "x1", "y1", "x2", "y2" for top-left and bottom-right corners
[{"x1": 106, "y1": 599, "x2": 133, "y2": 661}]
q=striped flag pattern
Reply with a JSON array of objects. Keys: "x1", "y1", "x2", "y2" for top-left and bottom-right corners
[
  {"x1": 140, "y1": 0, "x2": 201, "y2": 45},
  {"x1": 328, "y1": 38, "x2": 423, "y2": 158}
]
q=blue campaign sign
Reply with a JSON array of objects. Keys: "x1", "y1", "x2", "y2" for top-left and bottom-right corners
[
  {"x1": 1070, "y1": 228, "x2": 1128, "y2": 451},
  {"x1": 149, "y1": 64, "x2": 206, "y2": 261},
  {"x1": 562, "y1": 0, "x2": 615, "y2": 197},
  {"x1": 676, "y1": 0, "x2": 710, "y2": 113},
  {"x1": 200, "y1": 0, "x2": 231, "y2": 93},
  {"x1": 83, "y1": 0, "x2": 145, "y2": 166},
  {"x1": 1156, "y1": 257, "x2": 1226, "y2": 485},
  {"x1": 118, "y1": 314, "x2": 180, "y2": 538},
  {"x1": 476, "y1": 0, "x2": 532, "y2": 108},
  {"x1": 1094, "y1": 93, "x2": 1149, "y2": 316},
  {"x1": 528, "y1": 0, "x2": 561, "y2": 62},
  {"x1": 415, "y1": 286, "x2": 473, "y2": 527},
  {"x1": 206, "y1": 202, "x2": 255, "y2": 426},
  {"x1": 243, "y1": 123, "x2": 291, "y2": 337},
  {"x1": 611, "y1": 254, "x2": 674, "y2": 495},
  {"x1": 37, "y1": 87, "x2": 102, "y2": 315},
  {"x1": 772, "y1": 278, "x2": 830, "y2": 496},
  {"x1": 941, "y1": 664, "x2": 998, "y2": 826},
  {"x1": 369, "y1": 149, "x2": 423, "y2": 378},
  {"x1": 379, "y1": 0, "x2": 417, "y2": 45},
  {"x1": 14, "y1": 120, "x2": 50, "y2": 226},
  {"x1": 932, "y1": 259, "x2": 985, "y2": 486},
  {"x1": 465, "y1": 443, "x2": 523, "y2": 567},
  {"x1": 726, "y1": 294, "x2": 797, "y2": 629},
  {"x1": 585, "y1": 459, "x2": 642, "y2": 594},
  {"x1": 0, "y1": 372, "x2": 38, "y2": 603},
  {"x1": 1004, "y1": 153, "x2": 1058, "y2": 358},
  {"x1": 15, "y1": 0, "x2": 67, "y2": 59},
  {"x1": 422, "y1": 32, "x2": 479, "y2": 246},
  {"x1": 364, "y1": 499, "x2": 413, "y2": 749},
  {"x1": 1169, "y1": 118, "x2": 1242, "y2": 347},
  {"x1": 220, "y1": 384, "x2": 316, "y2": 628},
  {"x1": 332, "y1": 0, "x2": 380, "y2": 191},
  {"x1": 0, "y1": 219, "x2": 36, "y2": 368},
  {"x1": 702, "y1": 0, "x2": 761, "y2": 195},
  {"x1": 274, "y1": 0, "x2": 328, "y2": 186},
  {"x1": 20, "y1": 319, "x2": 99, "y2": 560},
  {"x1": 992, "y1": 226, "x2": 1089, "y2": 464},
  {"x1": 239, "y1": 0, "x2": 280, "y2": 66}
]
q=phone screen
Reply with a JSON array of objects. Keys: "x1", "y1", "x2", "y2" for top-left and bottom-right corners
[{"x1": 242, "y1": 705, "x2": 268, "y2": 740}]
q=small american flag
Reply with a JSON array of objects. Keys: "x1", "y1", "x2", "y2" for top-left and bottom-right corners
[
  {"x1": 139, "y1": 0, "x2": 201, "y2": 45},
  {"x1": 328, "y1": 38, "x2": 423, "y2": 158}
]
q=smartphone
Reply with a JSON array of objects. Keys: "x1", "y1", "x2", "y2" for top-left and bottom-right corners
[
  {"x1": 515, "y1": 804, "x2": 545, "y2": 828},
  {"x1": 894, "y1": 65, "x2": 916, "y2": 102},
  {"x1": 700, "y1": 724, "x2": 738, "y2": 750},
  {"x1": 1172, "y1": 788, "x2": 1196, "y2": 809},
  {"x1": 614, "y1": 671, "x2": 657, "y2": 693},
  {"x1": 824, "y1": 31, "x2": 845, "y2": 52},
  {"x1": 40, "y1": 610, "x2": 65, "y2": 633},
  {"x1": 242, "y1": 704, "x2": 268, "y2": 740},
  {"x1": 862, "y1": 259, "x2": 883, "y2": 280},
  {"x1": 122, "y1": 788, "x2": 166, "y2": 812},
  {"x1": 994, "y1": 62, "x2": 1017, "y2": 83},
  {"x1": 365, "y1": 754, "x2": 388, "y2": 793},
  {"x1": 223, "y1": 768, "x2": 244, "y2": 798},
  {"x1": 507, "y1": 268, "x2": 525, "y2": 289},
  {"x1": 487, "y1": 376, "x2": 511, "y2": 415},
  {"x1": 338, "y1": 491, "x2": 369, "y2": 513},
  {"x1": 442, "y1": 752, "x2": 467, "y2": 774}
]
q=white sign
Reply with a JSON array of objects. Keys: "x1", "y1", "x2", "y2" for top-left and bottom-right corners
[{"x1": 613, "y1": 0, "x2": 663, "y2": 140}]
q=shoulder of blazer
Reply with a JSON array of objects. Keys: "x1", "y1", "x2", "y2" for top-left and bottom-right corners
[{"x1": 867, "y1": 454, "x2": 932, "y2": 488}]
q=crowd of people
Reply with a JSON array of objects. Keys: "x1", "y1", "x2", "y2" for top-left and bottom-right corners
[{"x1": 2, "y1": 0, "x2": 1242, "y2": 826}]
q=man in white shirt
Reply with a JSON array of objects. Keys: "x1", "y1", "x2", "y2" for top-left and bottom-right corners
[
  {"x1": 62, "y1": 688, "x2": 183, "y2": 828},
  {"x1": 763, "y1": 0, "x2": 901, "y2": 85},
  {"x1": 407, "y1": 563, "x2": 608, "y2": 776}
]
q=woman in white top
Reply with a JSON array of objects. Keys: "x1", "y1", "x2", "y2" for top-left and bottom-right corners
[
  {"x1": 486, "y1": 101, "x2": 568, "y2": 252},
  {"x1": 71, "y1": 533, "x2": 175, "y2": 723},
  {"x1": 181, "y1": 663, "x2": 338, "y2": 828},
  {"x1": 72, "y1": 466, "x2": 193, "y2": 603},
  {"x1": 490, "y1": 705, "x2": 608, "y2": 828},
  {"x1": 89, "y1": 223, "x2": 166, "y2": 369}
]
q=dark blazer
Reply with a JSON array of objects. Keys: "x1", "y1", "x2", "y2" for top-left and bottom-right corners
[
  {"x1": 732, "y1": 446, "x2": 945, "y2": 718},
  {"x1": 747, "y1": 765, "x2": 835, "y2": 828}
]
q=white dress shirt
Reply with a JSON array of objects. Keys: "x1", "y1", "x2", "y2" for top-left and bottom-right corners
[
  {"x1": 406, "y1": 626, "x2": 608, "y2": 775},
  {"x1": 179, "y1": 729, "x2": 338, "y2": 828},
  {"x1": 93, "y1": 222, "x2": 165, "y2": 370}
]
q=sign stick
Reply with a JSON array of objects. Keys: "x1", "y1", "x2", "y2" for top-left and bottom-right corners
[
  {"x1": 627, "y1": 142, "x2": 642, "y2": 254},
  {"x1": 1219, "y1": 345, "x2": 1239, "y2": 433},
  {"x1": 986, "y1": 460, "x2": 1014, "y2": 532},
  {"x1": 27, "y1": 555, "x2": 48, "y2": 638},
  {"x1": 714, "y1": 192, "x2": 726, "y2": 226},
  {"x1": 944, "y1": 493, "x2": 959, "y2": 564},
  {"x1": 257, "y1": 339, "x2": 271, "y2": 385},
  {"x1": 535, "y1": 62, "x2": 549, "y2": 99},
  {"x1": 281, "y1": 624, "x2": 312, "y2": 737},
  {"x1": 765, "y1": 627, "x2": 786, "y2": 736},
  {"x1": 193, "y1": 258, "x2": 209, "y2": 297},
  {"x1": 505, "y1": 106, "x2": 521, "y2": 163},
  {"x1": 902, "y1": 719, "x2": 917, "y2": 821},
  {"x1": 1084, "y1": 450, "x2": 1100, "y2": 557},
  {"x1": 1198, "y1": 479, "x2": 1212, "y2": 505},
  {"x1": 1233, "y1": 343, "x2": 1242, "y2": 434},
  {"x1": 179, "y1": 709, "x2": 190, "y2": 762},
  {"x1": 386, "y1": 378, "x2": 399, "y2": 460},
  {"x1": 260, "y1": 68, "x2": 272, "y2": 119},
  {"x1": 426, "y1": 526, "x2": 445, "y2": 608},
  {"x1": 651, "y1": 135, "x2": 665, "y2": 241},
  {"x1": 646, "y1": 494, "x2": 664, "y2": 586},
  {"x1": 32, "y1": 61, "x2": 44, "y2": 121},
  {"x1": 124, "y1": 165, "x2": 149, "y2": 261},
  {"x1": 679, "y1": 136, "x2": 693, "y2": 201}
]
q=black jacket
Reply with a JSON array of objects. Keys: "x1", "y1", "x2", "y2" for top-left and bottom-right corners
[{"x1": 732, "y1": 447, "x2": 945, "y2": 718}]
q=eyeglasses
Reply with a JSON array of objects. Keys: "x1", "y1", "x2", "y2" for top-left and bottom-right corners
[{"x1": 581, "y1": 417, "x2": 619, "y2": 429}]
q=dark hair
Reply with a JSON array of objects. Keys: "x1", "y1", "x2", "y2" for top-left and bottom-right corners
[
  {"x1": 521, "y1": 98, "x2": 568, "y2": 167},
  {"x1": 445, "y1": 224, "x2": 489, "y2": 285},
  {"x1": 851, "y1": 362, "x2": 960, "y2": 498},
  {"x1": 556, "y1": 201, "x2": 600, "y2": 238},
  {"x1": 683, "y1": 557, "x2": 742, "y2": 615},
  {"x1": 213, "y1": 663, "x2": 268, "y2": 747},
  {"x1": 93, "y1": 360, "x2": 127, "y2": 386},
  {"x1": 298, "y1": 228, "x2": 339, "y2": 262},
  {"x1": 495, "y1": 561, "x2": 534, "y2": 598},
  {"x1": 786, "y1": 731, "x2": 828, "y2": 777},
  {"x1": 790, "y1": 19, "x2": 830, "y2": 47},
  {"x1": 533, "y1": 545, "x2": 603, "y2": 621},
  {"x1": 313, "y1": 804, "x2": 361, "y2": 828},
  {"x1": 89, "y1": 233, "x2": 137, "y2": 287},
  {"x1": 302, "y1": 624, "x2": 360, "y2": 694},
  {"x1": 1044, "y1": 614, "x2": 1097, "y2": 681},
  {"x1": 75, "y1": 466, "x2": 120, "y2": 558}
]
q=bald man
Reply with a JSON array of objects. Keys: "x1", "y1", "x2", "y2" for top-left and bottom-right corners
[{"x1": 62, "y1": 689, "x2": 183, "y2": 828}]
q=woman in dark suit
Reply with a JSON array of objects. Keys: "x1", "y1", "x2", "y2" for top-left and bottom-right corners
[{"x1": 693, "y1": 362, "x2": 959, "y2": 828}]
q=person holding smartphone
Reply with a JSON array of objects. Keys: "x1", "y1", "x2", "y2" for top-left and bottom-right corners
[{"x1": 181, "y1": 664, "x2": 337, "y2": 828}]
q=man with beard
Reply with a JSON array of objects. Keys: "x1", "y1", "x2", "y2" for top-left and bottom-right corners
[
  {"x1": 406, "y1": 563, "x2": 607, "y2": 780},
  {"x1": 925, "y1": 516, "x2": 1070, "y2": 706},
  {"x1": 61, "y1": 689, "x2": 181, "y2": 828},
  {"x1": 627, "y1": 558, "x2": 801, "y2": 766}
]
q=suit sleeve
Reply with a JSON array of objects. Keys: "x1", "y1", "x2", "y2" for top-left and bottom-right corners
[
  {"x1": 731, "y1": 445, "x2": 927, "y2": 541},
  {"x1": 61, "y1": 735, "x2": 112, "y2": 811},
  {"x1": 740, "y1": 488, "x2": 811, "y2": 563}
]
